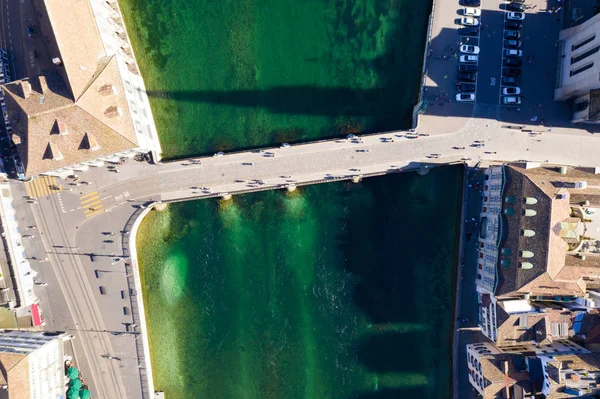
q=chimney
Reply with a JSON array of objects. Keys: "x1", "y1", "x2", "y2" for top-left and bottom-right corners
[
  {"x1": 38, "y1": 76, "x2": 49, "y2": 94},
  {"x1": 56, "y1": 119, "x2": 68, "y2": 135},
  {"x1": 20, "y1": 81, "x2": 32, "y2": 99}
]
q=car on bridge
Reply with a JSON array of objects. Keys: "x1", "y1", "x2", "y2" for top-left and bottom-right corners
[
  {"x1": 504, "y1": 30, "x2": 521, "y2": 39},
  {"x1": 504, "y1": 49, "x2": 523, "y2": 57},
  {"x1": 502, "y1": 96, "x2": 522, "y2": 105},
  {"x1": 505, "y1": 21, "x2": 523, "y2": 30},
  {"x1": 503, "y1": 68, "x2": 521, "y2": 77},
  {"x1": 506, "y1": 3, "x2": 526, "y2": 11},
  {"x1": 503, "y1": 58, "x2": 522, "y2": 67},
  {"x1": 457, "y1": 83, "x2": 476, "y2": 92},
  {"x1": 502, "y1": 76, "x2": 519, "y2": 86},
  {"x1": 460, "y1": 0, "x2": 481, "y2": 6},
  {"x1": 504, "y1": 39, "x2": 522, "y2": 48}
]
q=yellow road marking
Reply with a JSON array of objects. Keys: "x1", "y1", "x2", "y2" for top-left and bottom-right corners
[
  {"x1": 83, "y1": 201, "x2": 102, "y2": 212},
  {"x1": 81, "y1": 196, "x2": 100, "y2": 206},
  {"x1": 80, "y1": 191, "x2": 98, "y2": 200},
  {"x1": 85, "y1": 208, "x2": 104, "y2": 218},
  {"x1": 33, "y1": 177, "x2": 45, "y2": 197},
  {"x1": 25, "y1": 181, "x2": 33, "y2": 198},
  {"x1": 41, "y1": 177, "x2": 50, "y2": 197},
  {"x1": 42, "y1": 176, "x2": 51, "y2": 194}
]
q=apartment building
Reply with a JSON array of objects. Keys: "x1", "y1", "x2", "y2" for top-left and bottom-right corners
[
  {"x1": 555, "y1": 13, "x2": 600, "y2": 123},
  {"x1": 476, "y1": 164, "x2": 600, "y2": 343},
  {"x1": 0, "y1": 330, "x2": 69, "y2": 399},
  {"x1": 467, "y1": 342, "x2": 600, "y2": 398}
]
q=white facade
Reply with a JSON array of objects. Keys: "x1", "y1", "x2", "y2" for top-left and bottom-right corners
[
  {"x1": 466, "y1": 342, "x2": 502, "y2": 396},
  {"x1": 555, "y1": 13, "x2": 600, "y2": 101},
  {"x1": 479, "y1": 294, "x2": 497, "y2": 342}
]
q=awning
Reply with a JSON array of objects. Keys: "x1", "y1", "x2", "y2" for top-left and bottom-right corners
[{"x1": 31, "y1": 303, "x2": 42, "y2": 326}]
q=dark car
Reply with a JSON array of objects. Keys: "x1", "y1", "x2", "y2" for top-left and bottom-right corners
[
  {"x1": 503, "y1": 68, "x2": 521, "y2": 77},
  {"x1": 504, "y1": 30, "x2": 521, "y2": 39},
  {"x1": 459, "y1": 64, "x2": 478, "y2": 72},
  {"x1": 504, "y1": 39, "x2": 522, "y2": 48},
  {"x1": 458, "y1": 83, "x2": 476, "y2": 92},
  {"x1": 459, "y1": 27, "x2": 479, "y2": 36},
  {"x1": 503, "y1": 58, "x2": 523, "y2": 67},
  {"x1": 502, "y1": 76, "x2": 520, "y2": 85},
  {"x1": 460, "y1": 0, "x2": 481, "y2": 5},
  {"x1": 457, "y1": 72, "x2": 477, "y2": 82},
  {"x1": 505, "y1": 21, "x2": 523, "y2": 30},
  {"x1": 506, "y1": 2, "x2": 526, "y2": 11}
]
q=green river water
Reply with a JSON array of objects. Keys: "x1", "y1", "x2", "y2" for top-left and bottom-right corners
[
  {"x1": 136, "y1": 167, "x2": 462, "y2": 399},
  {"x1": 120, "y1": 0, "x2": 461, "y2": 397}
]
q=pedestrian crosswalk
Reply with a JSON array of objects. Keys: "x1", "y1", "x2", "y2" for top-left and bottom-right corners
[
  {"x1": 80, "y1": 191, "x2": 104, "y2": 218},
  {"x1": 25, "y1": 176, "x2": 62, "y2": 199}
]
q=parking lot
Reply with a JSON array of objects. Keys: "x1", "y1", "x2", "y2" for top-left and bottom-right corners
[{"x1": 418, "y1": 0, "x2": 600, "y2": 135}]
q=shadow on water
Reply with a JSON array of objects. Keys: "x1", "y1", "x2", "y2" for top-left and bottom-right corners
[
  {"x1": 348, "y1": 388, "x2": 426, "y2": 399},
  {"x1": 356, "y1": 332, "x2": 423, "y2": 373}
]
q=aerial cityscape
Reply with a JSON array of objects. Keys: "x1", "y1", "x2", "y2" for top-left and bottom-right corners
[{"x1": 0, "y1": 0, "x2": 598, "y2": 398}]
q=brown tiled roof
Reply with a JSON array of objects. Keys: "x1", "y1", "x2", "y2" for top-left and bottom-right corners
[
  {"x1": 496, "y1": 165, "x2": 600, "y2": 297},
  {"x1": 480, "y1": 354, "x2": 531, "y2": 398},
  {"x1": 495, "y1": 306, "x2": 575, "y2": 347},
  {"x1": 0, "y1": 352, "x2": 30, "y2": 399},
  {"x1": 40, "y1": 0, "x2": 106, "y2": 100},
  {"x1": 2, "y1": 66, "x2": 137, "y2": 177}
]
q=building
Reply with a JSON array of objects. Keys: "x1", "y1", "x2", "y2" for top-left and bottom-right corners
[
  {"x1": 466, "y1": 344, "x2": 600, "y2": 398},
  {"x1": 1, "y1": 0, "x2": 161, "y2": 178},
  {"x1": 555, "y1": 13, "x2": 600, "y2": 123},
  {"x1": 476, "y1": 164, "x2": 600, "y2": 343},
  {"x1": 0, "y1": 330, "x2": 69, "y2": 399}
]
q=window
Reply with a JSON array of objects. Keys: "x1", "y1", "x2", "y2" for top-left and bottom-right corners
[
  {"x1": 571, "y1": 45, "x2": 600, "y2": 64},
  {"x1": 572, "y1": 34, "x2": 596, "y2": 52},
  {"x1": 477, "y1": 274, "x2": 482, "y2": 280},
  {"x1": 570, "y1": 62, "x2": 594, "y2": 76},
  {"x1": 479, "y1": 264, "x2": 483, "y2": 269}
]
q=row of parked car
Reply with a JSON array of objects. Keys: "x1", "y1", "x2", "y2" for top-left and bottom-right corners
[
  {"x1": 500, "y1": 0, "x2": 527, "y2": 105},
  {"x1": 455, "y1": 0, "x2": 482, "y2": 102},
  {"x1": 0, "y1": 49, "x2": 24, "y2": 179}
]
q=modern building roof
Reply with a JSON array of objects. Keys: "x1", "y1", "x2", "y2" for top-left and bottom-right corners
[{"x1": 495, "y1": 164, "x2": 600, "y2": 298}]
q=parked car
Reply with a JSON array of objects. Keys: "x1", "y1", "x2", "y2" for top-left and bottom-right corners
[
  {"x1": 504, "y1": 30, "x2": 521, "y2": 39},
  {"x1": 458, "y1": 72, "x2": 477, "y2": 82},
  {"x1": 505, "y1": 21, "x2": 523, "y2": 30},
  {"x1": 503, "y1": 58, "x2": 523, "y2": 67},
  {"x1": 502, "y1": 76, "x2": 519, "y2": 85},
  {"x1": 463, "y1": 7, "x2": 481, "y2": 16},
  {"x1": 458, "y1": 83, "x2": 476, "y2": 92},
  {"x1": 504, "y1": 48, "x2": 523, "y2": 57},
  {"x1": 460, "y1": 0, "x2": 481, "y2": 6},
  {"x1": 461, "y1": 17, "x2": 480, "y2": 26},
  {"x1": 511, "y1": 0, "x2": 525, "y2": 3},
  {"x1": 506, "y1": 2, "x2": 526, "y2": 11},
  {"x1": 456, "y1": 93, "x2": 476, "y2": 102},
  {"x1": 503, "y1": 68, "x2": 521, "y2": 77},
  {"x1": 507, "y1": 12, "x2": 525, "y2": 20},
  {"x1": 459, "y1": 64, "x2": 478, "y2": 72},
  {"x1": 459, "y1": 27, "x2": 480, "y2": 36},
  {"x1": 502, "y1": 87, "x2": 521, "y2": 95},
  {"x1": 460, "y1": 54, "x2": 478, "y2": 63},
  {"x1": 502, "y1": 96, "x2": 522, "y2": 105},
  {"x1": 504, "y1": 39, "x2": 522, "y2": 48},
  {"x1": 460, "y1": 44, "x2": 480, "y2": 54}
]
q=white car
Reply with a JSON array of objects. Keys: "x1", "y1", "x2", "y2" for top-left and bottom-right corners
[
  {"x1": 463, "y1": 7, "x2": 481, "y2": 17},
  {"x1": 456, "y1": 93, "x2": 476, "y2": 102},
  {"x1": 460, "y1": 55, "x2": 478, "y2": 63},
  {"x1": 460, "y1": 45, "x2": 480, "y2": 54},
  {"x1": 507, "y1": 12, "x2": 525, "y2": 20},
  {"x1": 461, "y1": 17, "x2": 480, "y2": 26},
  {"x1": 502, "y1": 87, "x2": 521, "y2": 95},
  {"x1": 503, "y1": 96, "x2": 522, "y2": 105},
  {"x1": 504, "y1": 49, "x2": 523, "y2": 57}
]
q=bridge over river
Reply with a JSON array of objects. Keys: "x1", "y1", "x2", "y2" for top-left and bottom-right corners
[{"x1": 8, "y1": 119, "x2": 600, "y2": 399}]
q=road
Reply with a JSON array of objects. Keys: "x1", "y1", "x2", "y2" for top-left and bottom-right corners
[{"x1": 8, "y1": 118, "x2": 600, "y2": 398}]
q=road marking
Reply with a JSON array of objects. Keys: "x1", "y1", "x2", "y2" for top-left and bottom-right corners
[
  {"x1": 81, "y1": 195, "x2": 99, "y2": 205},
  {"x1": 26, "y1": 176, "x2": 62, "y2": 198},
  {"x1": 85, "y1": 208, "x2": 105, "y2": 218},
  {"x1": 80, "y1": 191, "x2": 98, "y2": 200}
]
